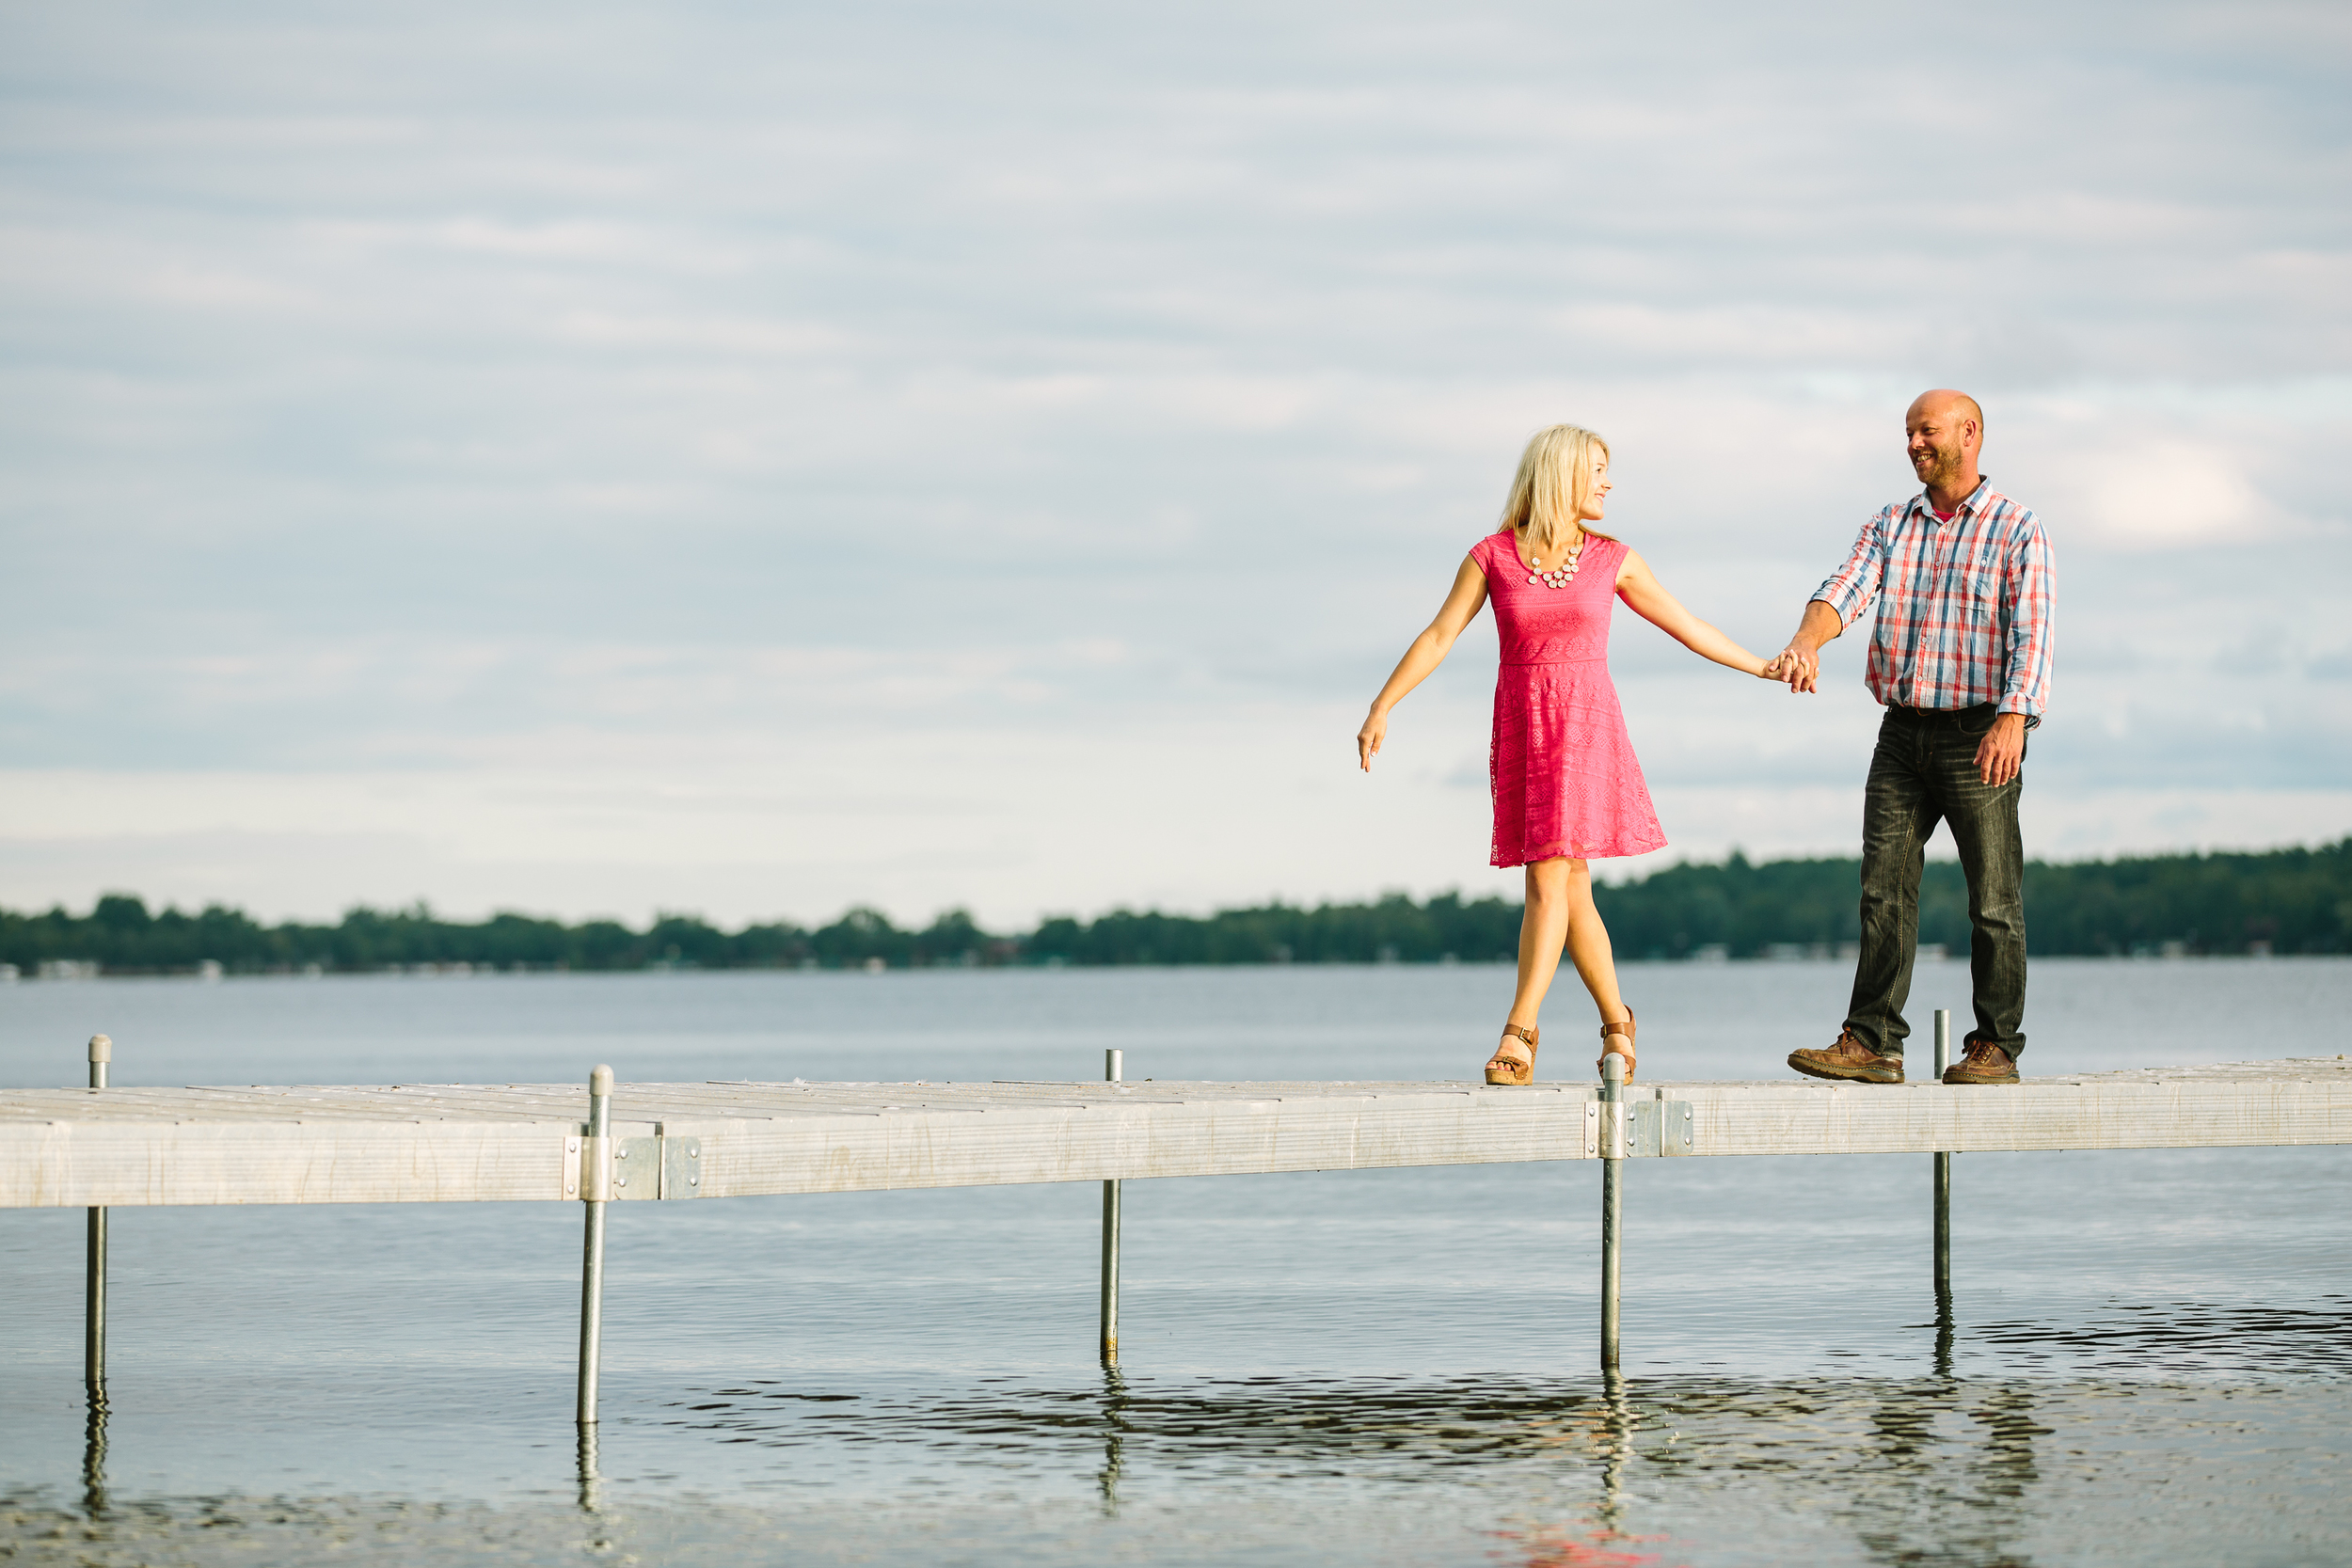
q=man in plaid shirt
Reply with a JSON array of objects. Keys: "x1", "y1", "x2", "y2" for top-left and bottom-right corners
[{"x1": 1770, "y1": 390, "x2": 2055, "y2": 1086}]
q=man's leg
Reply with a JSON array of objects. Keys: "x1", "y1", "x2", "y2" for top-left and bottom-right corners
[
  {"x1": 1791, "y1": 713, "x2": 1940, "y2": 1082},
  {"x1": 1846, "y1": 714, "x2": 1942, "y2": 1059},
  {"x1": 1936, "y1": 715, "x2": 2027, "y2": 1068}
]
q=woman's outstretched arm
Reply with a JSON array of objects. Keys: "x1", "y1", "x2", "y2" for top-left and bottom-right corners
[
  {"x1": 1614, "y1": 549, "x2": 1775, "y2": 677},
  {"x1": 1359, "y1": 554, "x2": 1489, "y2": 770}
]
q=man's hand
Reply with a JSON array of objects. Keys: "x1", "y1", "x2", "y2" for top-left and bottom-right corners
[
  {"x1": 1976, "y1": 712, "x2": 2026, "y2": 786},
  {"x1": 1774, "y1": 600, "x2": 1842, "y2": 694},
  {"x1": 1773, "y1": 641, "x2": 1821, "y2": 693}
]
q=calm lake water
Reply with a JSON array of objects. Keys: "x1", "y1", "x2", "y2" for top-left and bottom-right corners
[{"x1": 2, "y1": 959, "x2": 2347, "y2": 1566}]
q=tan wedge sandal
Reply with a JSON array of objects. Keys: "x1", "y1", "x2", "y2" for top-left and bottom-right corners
[
  {"x1": 1485, "y1": 1023, "x2": 1538, "y2": 1086},
  {"x1": 1597, "y1": 1011, "x2": 1637, "y2": 1085}
]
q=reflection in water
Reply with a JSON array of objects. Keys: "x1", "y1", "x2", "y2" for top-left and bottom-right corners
[
  {"x1": 1972, "y1": 1300, "x2": 2352, "y2": 1373},
  {"x1": 1935, "y1": 1279, "x2": 1956, "y2": 1377},
  {"x1": 80, "y1": 1389, "x2": 107, "y2": 1520},
  {"x1": 10, "y1": 1302, "x2": 2348, "y2": 1566},
  {"x1": 5, "y1": 1370, "x2": 2346, "y2": 1567},
  {"x1": 1096, "y1": 1366, "x2": 1128, "y2": 1513},
  {"x1": 660, "y1": 1299, "x2": 2349, "y2": 1472},
  {"x1": 574, "y1": 1423, "x2": 621, "y2": 1559},
  {"x1": 639, "y1": 1301, "x2": 2349, "y2": 1566},
  {"x1": 1835, "y1": 1376, "x2": 2048, "y2": 1568},
  {"x1": 575, "y1": 1423, "x2": 600, "y2": 1516},
  {"x1": 1596, "y1": 1369, "x2": 1634, "y2": 1534},
  {"x1": 1490, "y1": 1522, "x2": 1673, "y2": 1568}
]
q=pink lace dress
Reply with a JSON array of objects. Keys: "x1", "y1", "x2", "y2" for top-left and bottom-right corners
[{"x1": 1471, "y1": 529, "x2": 1667, "y2": 867}]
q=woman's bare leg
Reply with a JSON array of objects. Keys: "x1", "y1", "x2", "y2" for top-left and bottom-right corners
[
  {"x1": 1503, "y1": 858, "x2": 1577, "y2": 1033},
  {"x1": 1489, "y1": 857, "x2": 1634, "y2": 1073}
]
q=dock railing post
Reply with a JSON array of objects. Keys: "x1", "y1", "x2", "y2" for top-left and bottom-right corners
[
  {"x1": 577, "y1": 1064, "x2": 612, "y2": 1427},
  {"x1": 1599, "y1": 1047, "x2": 1627, "y2": 1373},
  {"x1": 1100, "y1": 1048, "x2": 1122, "y2": 1366},
  {"x1": 1932, "y1": 1010, "x2": 1952, "y2": 1306},
  {"x1": 86, "y1": 1035, "x2": 110, "y2": 1404}
]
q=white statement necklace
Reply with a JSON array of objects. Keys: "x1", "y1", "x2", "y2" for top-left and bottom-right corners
[{"x1": 1525, "y1": 536, "x2": 1584, "y2": 589}]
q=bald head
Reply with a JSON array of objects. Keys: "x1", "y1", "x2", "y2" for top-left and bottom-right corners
[
  {"x1": 1909, "y1": 388, "x2": 1984, "y2": 444},
  {"x1": 1905, "y1": 388, "x2": 1984, "y2": 503}
]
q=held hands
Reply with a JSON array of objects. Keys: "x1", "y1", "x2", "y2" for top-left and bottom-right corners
[{"x1": 1765, "y1": 642, "x2": 1821, "y2": 693}]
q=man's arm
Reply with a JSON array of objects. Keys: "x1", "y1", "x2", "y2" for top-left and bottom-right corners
[
  {"x1": 1774, "y1": 511, "x2": 1889, "y2": 693},
  {"x1": 1976, "y1": 520, "x2": 2056, "y2": 786},
  {"x1": 1995, "y1": 522, "x2": 2055, "y2": 724}
]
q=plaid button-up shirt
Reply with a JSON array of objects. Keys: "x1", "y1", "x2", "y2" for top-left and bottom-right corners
[{"x1": 1811, "y1": 480, "x2": 2055, "y2": 723}]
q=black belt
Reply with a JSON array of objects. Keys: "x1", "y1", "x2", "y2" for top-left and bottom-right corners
[{"x1": 1885, "y1": 701, "x2": 1995, "y2": 727}]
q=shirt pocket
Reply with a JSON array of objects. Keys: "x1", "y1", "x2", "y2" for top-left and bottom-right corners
[{"x1": 1955, "y1": 559, "x2": 2004, "y2": 617}]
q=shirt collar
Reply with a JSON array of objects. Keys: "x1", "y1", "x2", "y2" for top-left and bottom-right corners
[{"x1": 1916, "y1": 478, "x2": 1992, "y2": 521}]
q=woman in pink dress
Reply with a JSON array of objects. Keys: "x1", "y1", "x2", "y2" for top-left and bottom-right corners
[{"x1": 1357, "y1": 424, "x2": 1778, "y2": 1085}]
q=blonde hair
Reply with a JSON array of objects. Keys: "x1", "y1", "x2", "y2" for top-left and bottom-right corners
[{"x1": 1500, "y1": 424, "x2": 1613, "y2": 559}]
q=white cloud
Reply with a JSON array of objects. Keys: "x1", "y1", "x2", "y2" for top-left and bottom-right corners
[
  {"x1": 1, "y1": 0, "x2": 2347, "y2": 921},
  {"x1": 2056, "y1": 443, "x2": 2275, "y2": 548}
]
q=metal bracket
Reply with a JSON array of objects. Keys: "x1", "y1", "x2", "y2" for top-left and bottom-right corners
[
  {"x1": 661, "y1": 1134, "x2": 703, "y2": 1198},
  {"x1": 1583, "y1": 1099, "x2": 1694, "y2": 1159},
  {"x1": 1630, "y1": 1101, "x2": 1696, "y2": 1156},
  {"x1": 612, "y1": 1136, "x2": 660, "y2": 1199},
  {"x1": 567, "y1": 1132, "x2": 703, "y2": 1200}
]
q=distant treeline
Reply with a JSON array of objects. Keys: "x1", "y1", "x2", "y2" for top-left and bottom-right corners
[{"x1": 3, "y1": 840, "x2": 2347, "y2": 976}]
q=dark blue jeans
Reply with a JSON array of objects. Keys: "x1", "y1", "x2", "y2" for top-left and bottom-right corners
[{"x1": 1845, "y1": 704, "x2": 2027, "y2": 1061}]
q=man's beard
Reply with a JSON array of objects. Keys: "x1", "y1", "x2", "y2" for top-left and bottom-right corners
[{"x1": 1913, "y1": 443, "x2": 1964, "y2": 488}]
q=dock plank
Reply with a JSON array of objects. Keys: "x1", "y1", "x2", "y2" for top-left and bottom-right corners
[
  {"x1": 2, "y1": 1060, "x2": 2344, "y2": 1208},
  {"x1": 0, "y1": 1119, "x2": 566, "y2": 1206}
]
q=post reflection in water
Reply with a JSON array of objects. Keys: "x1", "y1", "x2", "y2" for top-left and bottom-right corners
[
  {"x1": 575, "y1": 1422, "x2": 601, "y2": 1515},
  {"x1": 1935, "y1": 1282, "x2": 1957, "y2": 1378},
  {"x1": 1488, "y1": 1369, "x2": 1665, "y2": 1568},
  {"x1": 1849, "y1": 1378, "x2": 2046, "y2": 1568},
  {"x1": 80, "y1": 1389, "x2": 107, "y2": 1520},
  {"x1": 1096, "y1": 1366, "x2": 1129, "y2": 1513},
  {"x1": 616, "y1": 1296, "x2": 2348, "y2": 1565},
  {"x1": 1595, "y1": 1368, "x2": 1634, "y2": 1533}
]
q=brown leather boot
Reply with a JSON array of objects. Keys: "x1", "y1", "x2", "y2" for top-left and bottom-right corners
[
  {"x1": 1788, "y1": 1029, "x2": 1904, "y2": 1084},
  {"x1": 1943, "y1": 1037, "x2": 2021, "y2": 1085}
]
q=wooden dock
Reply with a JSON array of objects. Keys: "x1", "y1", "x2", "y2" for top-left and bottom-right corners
[
  {"x1": 7, "y1": 1057, "x2": 2346, "y2": 1209},
  {"x1": 11, "y1": 1038, "x2": 2348, "y2": 1426}
]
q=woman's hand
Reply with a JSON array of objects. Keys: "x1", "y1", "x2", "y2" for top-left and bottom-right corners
[
  {"x1": 1758, "y1": 652, "x2": 1786, "y2": 680},
  {"x1": 1358, "y1": 709, "x2": 1389, "y2": 771}
]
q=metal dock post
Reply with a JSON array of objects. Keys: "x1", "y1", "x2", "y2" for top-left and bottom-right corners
[
  {"x1": 577, "y1": 1064, "x2": 612, "y2": 1426},
  {"x1": 1932, "y1": 1009, "x2": 1952, "y2": 1301},
  {"x1": 86, "y1": 1034, "x2": 110, "y2": 1402},
  {"x1": 1598, "y1": 1046, "x2": 1627, "y2": 1372},
  {"x1": 1100, "y1": 1049, "x2": 1122, "y2": 1366}
]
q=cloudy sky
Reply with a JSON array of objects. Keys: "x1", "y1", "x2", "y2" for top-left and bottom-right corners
[{"x1": 2, "y1": 0, "x2": 2347, "y2": 929}]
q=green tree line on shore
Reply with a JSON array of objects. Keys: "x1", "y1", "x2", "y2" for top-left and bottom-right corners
[{"x1": 3, "y1": 840, "x2": 2346, "y2": 976}]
